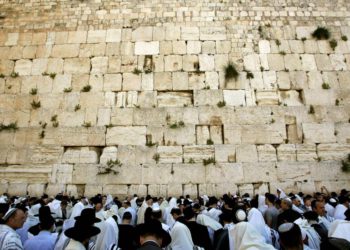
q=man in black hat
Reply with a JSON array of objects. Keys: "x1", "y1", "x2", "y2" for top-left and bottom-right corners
[
  {"x1": 136, "y1": 219, "x2": 171, "y2": 250},
  {"x1": 64, "y1": 220, "x2": 100, "y2": 250},
  {"x1": 23, "y1": 206, "x2": 57, "y2": 250}
]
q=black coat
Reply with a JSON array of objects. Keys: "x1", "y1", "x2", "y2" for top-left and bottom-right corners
[
  {"x1": 186, "y1": 221, "x2": 213, "y2": 250},
  {"x1": 137, "y1": 241, "x2": 162, "y2": 250}
]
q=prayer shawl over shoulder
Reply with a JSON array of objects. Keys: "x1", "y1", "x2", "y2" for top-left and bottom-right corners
[
  {"x1": 170, "y1": 221, "x2": 194, "y2": 250},
  {"x1": 0, "y1": 224, "x2": 23, "y2": 250}
]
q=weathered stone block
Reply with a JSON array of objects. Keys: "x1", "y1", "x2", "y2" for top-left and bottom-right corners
[
  {"x1": 51, "y1": 44, "x2": 79, "y2": 58},
  {"x1": 154, "y1": 72, "x2": 172, "y2": 90},
  {"x1": 87, "y1": 30, "x2": 106, "y2": 43},
  {"x1": 284, "y1": 54, "x2": 302, "y2": 71},
  {"x1": 194, "y1": 90, "x2": 223, "y2": 106},
  {"x1": 157, "y1": 91, "x2": 192, "y2": 107},
  {"x1": 259, "y1": 40, "x2": 270, "y2": 53},
  {"x1": 302, "y1": 123, "x2": 336, "y2": 143},
  {"x1": 243, "y1": 162, "x2": 277, "y2": 182},
  {"x1": 132, "y1": 27, "x2": 153, "y2": 41},
  {"x1": 236, "y1": 144, "x2": 258, "y2": 163},
  {"x1": 277, "y1": 144, "x2": 296, "y2": 161},
  {"x1": 187, "y1": 41, "x2": 201, "y2": 54},
  {"x1": 317, "y1": 144, "x2": 350, "y2": 161},
  {"x1": 164, "y1": 55, "x2": 182, "y2": 71},
  {"x1": 164, "y1": 124, "x2": 196, "y2": 146},
  {"x1": 267, "y1": 54, "x2": 285, "y2": 71},
  {"x1": 106, "y1": 126, "x2": 146, "y2": 145},
  {"x1": 256, "y1": 90, "x2": 279, "y2": 105},
  {"x1": 122, "y1": 73, "x2": 141, "y2": 91},
  {"x1": 215, "y1": 145, "x2": 236, "y2": 163},
  {"x1": 64, "y1": 58, "x2": 90, "y2": 74},
  {"x1": 223, "y1": 90, "x2": 246, "y2": 106},
  {"x1": 241, "y1": 123, "x2": 286, "y2": 144},
  {"x1": 244, "y1": 54, "x2": 261, "y2": 71},
  {"x1": 277, "y1": 162, "x2": 311, "y2": 181},
  {"x1": 257, "y1": 144, "x2": 277, "y2": 162},
  {"x1": 67, "y1": 31, "x2": 87, "y2": 43},
  {"x1": 183, "y1": 145, "x2": 214, "y2": 163},
  {"x1": 303, "y1": 89, "x2": 335, "y2": 106},
  {"x1": 181, "y1": 27, "x2": 199, "y2": 40},
  {"x1": 200, "y1": 27, "x2": 226, "y2": 40},
  {"x1": 106, "y1": 29, "x2": 122, "y2": 43},
  {"x1": 14, "y1": 59, "x2": 32, "y2": 75},
  {"x1": 199, "y1": 54, "x2": 215, "y2": 71},
  {"x1": 135, "y1": 42, "x2": 159, "y2": 55},
  {"x1": 157, "y1": 146, "x2": 183, "y2": 163},
  {"x1": 172, "y1": 41, "x2": 187, "y2": 55}
]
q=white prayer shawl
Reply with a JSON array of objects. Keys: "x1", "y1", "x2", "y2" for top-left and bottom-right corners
[
  {"x1": 164, "y1": 198, "x2": 178, "y2": 228},
  {"x1": 104, "y1": 205, "x2": 122, "y2": 224},
  {"x1": 118, "y1": 207, "x2": 125, "y2": 218},
  {"x1": 328, "y1": 219, "x2": 350, "y2": 242},
  {"x1": 319, "y1": 215, "x2": 333, "y2": 230},
  {"x1": 229, "y1": 222, "x2": 275, "y2": 250},
  {"x1": 295, "y1": 194, "x2": 305, "y2": 206},
  {"x1": 136, "y1": 200, "x2": 148, "y2": 225},
  {"x1": 123, "y1": 207, "x2": 137, "y2": 225},
  {"x1": 292, "y1": 204, "x2": 304, "y2": 214},
  {"x1": 96, "y1": 209, "x2": 106, "y2": 222},
  {"x1": 48, "y1": 199, "x2": 61, "y2": 213},
  {"x1": 196, "y1": 214, "x2": 223, "y2": 231},
  {"x1": 53, "y1": 219, "x2": 75, "y2": 250},
  {"x1": 65, "y1": 239, "x2": 86, "y2": 250},
  {"x1": 333, "y1": 204, "x2": 347, "y2": 220},
  {"x1": 130, "y1": 197, "x2": 138, "y2": 211},
  {"x1": 206, "y1": 207, "x2": 222, "y2": 222},
  {"x1": 277, "y1": 188, "x2": 287, "y2": 199},
  {"x1": 258, "y1": 195, "x2": 268, "y2": 215},
  {"x1": 170, "y1": 221, "x2": 194, "y2": 250},
  {"x1": 247, "y1": 208, "x2": 270, "y2": 243},
  {"x1": 93, "y1": 217, "x2": 119, "y2": 250},
  {"x1": 104, "y1": 194, "x2": 114, "y2": 210},
  {"x1": 69, "y1": 201, "x2": 85, "y2": 219},
  {"x1": 325, "y1": 203, "x2": 335, "y2": 217},
  {"x1": 294, "y1": 218, "x2": 321, "y2": 250}
]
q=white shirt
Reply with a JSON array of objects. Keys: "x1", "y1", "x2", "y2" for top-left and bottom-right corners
[
  {"x1": 65, "y1": 239, "x2": 86, "y2": 250},
  {"x1": 23, "y1": 231, "x2": 57, "y2": 250},
  {"x1": 0, "y1": 224, "x2": 23, "y2": 250}
]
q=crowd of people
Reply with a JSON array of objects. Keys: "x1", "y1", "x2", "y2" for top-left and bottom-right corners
[{"x1": 0, "y1": 187, "x2": 349, "y2": 250}]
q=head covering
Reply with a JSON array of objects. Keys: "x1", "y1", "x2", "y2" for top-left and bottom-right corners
[
  {"x1": 247, "y1": 207, "x2": 270, "y2": 243},
  {"x1": 137, "y1": 219, "x2": 171, "y2": 247},
  {"x1": 94, "y1": 218, "x2": 119, "y2": 250},
  {"x1": 170, "y1": 220, "x2": 193, "y2": 249},
  {"x1": 2, "y1": 208, "x2": 17, "y2": 222},
  {"x1": 328, "y1": 220, "x2": 350, "y2": 242},
  {"x1": 65, "y1": 221, "x2": 100, "y2": 242},
  {"x1": 75, "y1": 208, "x2": 101, "y2": 224},
  {"x1": 230, "y1": 222, "x2": 275, "y2": 250},
  {"x1": 196, "y1": 213, "x2": 223, "y2": 231},
  {"x1": 37, "y1": 206, "x2": 55, "y2": 227}
]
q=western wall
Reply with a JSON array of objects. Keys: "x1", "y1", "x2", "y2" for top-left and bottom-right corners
[{"x1": 0, "y1": 0, "x2": 349, "y2": 198}]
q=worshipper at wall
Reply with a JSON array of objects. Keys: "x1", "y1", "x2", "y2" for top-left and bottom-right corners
[
  {"x1": 303, "y1": 211, "x2": 329, "y2": 249},
  {"x1": 23, "y1": 205, "x2": 57, "y2": 250},
  {"x1": 137, "y1": 196, "x2": 153, "y2": 225},
  {"x1": 203, "y1": 196, "x2": 222, "y2": 222},
  {"x1": 247, "y1": 205, "x2": 272, "y2": 244},
  {"x1": 333, "y1": 195, "x2": 350, "y2": 220},
  {"x1": 14, "y1": 203, "x2": 30, "y2": 245},
  {"x1": 264, "y1": 193, "x2": 279, "y2": 230},
  {"x1": 163, "y1": 197, "x2": 178, "y2": 229},
  {"x1": 325, "y1": 197, "x2": 337, "y2": 218},
  {"x1": 64, "y1": 220, "x2": 101, "y2": 250},
  {"x1": 28, "y1": 206, "x2": 56, "y2": 236},
  {"x1": 294, "y1": 216, "x2": 321, "y2": 250},
  {"x1": 291, "y1": 194, "x2": 307, "y2": 213},
  {"x1": 196, "y1": 211, "x2": 223, "y2": 244},
  {"x1": 117, "y1": 212, "x2": 138, "y2": 250},
  {"x1": 69, "y1": 196, "x2": 89, "y2": 219},
  {"x1": 0, "y1": 208, "x2": 26, "y2": 250},
  {"x1": 135, "y1": 219, "x2": 171, "y2": 250},
  {"x1": 91, "y1": 196, "x2": 105, "y2": 222},
  {"x1": 277, "y1": 198, "x2": 302, "y2": 226},
  {"x1": 278, "y1": 222, "x2": 304, "y2": 250},
  {"x1": 214, "y1": 212, "x2": 232, "y2": 250},
  {"x1": 183, "y1": 206, "x2": 212, "y2": 250},
  {"x1": 229, "y1": 221, "x2": 275, "y2": 250},
  {"x1": 311, "y1": 199, "x2": 334, "y2": 230},
  {"x1": 122, "y1": 200, "x2": 137, "y2": 225},
  {"x1": 151, "y1": 203, "x2": 170, "y2": 233},
  {"x1": 169, "y1": 208, "x2": 194, "y2": 250},
  {"x1": 303, "y1": 195, "x2": 313, "y2": 212}
]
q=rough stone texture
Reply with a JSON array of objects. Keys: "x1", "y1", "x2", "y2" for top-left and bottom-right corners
[{"x1": 0, "y1": 0, "x2": 349, "y2": 197}]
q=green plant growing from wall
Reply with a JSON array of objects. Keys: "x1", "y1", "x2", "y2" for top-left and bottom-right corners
[
  {"x1": 341, "y1": 35, "x2": 348, "y2": 41},
  {"x1": 275, "y1": 39, "x2": 281, "y2": 46},
  {"x1": 217, "y1": 101, "x2": 226, "y2": 108},
  {"x1": 322, "y1": 83, "x2": 331, "y2": 89},
  {"x1": 83, "y1": 122, "x2": 91, "y2": 128},
  {"x1": 341, "y1": 154, "x2": 350, "y2": 172},
  {"x1": 31, "y1": 100, "x2": 41, "y2": 109},
  {"x1": 64, "y1": 87, "x2": 72, "y2": 93},
  {"x1": 309, "y1": 105, "x2": 315, "y2": 114},
  {"x1": 224, "y1": 62, "x2": 239, "y2": 82},
  {"x1": 81, "y1": 85, "x2": 91, "y2": 92},
  {"x1": 49, "y1": 73, "x2": 56, "y2": 79},
  {"x1": 279, "y1": 51, "x2": 286, "y2": 56},
  {"x1": 10, "y1": 72, "x2": 19, "y2": 78},
  {"x1": 312, "y1": 27, "x2": 330, "y2": 40},
  {"x1": 74, "y1": 104, "x2": 81, "y2": 111},
  {"x1": 30, "y1": 88, "x2": 38, "y2": 95},
  {"x1": 98, "y1": 159, "x2": 122, "y2": 175},
  {"x1": 203, "y1": 157, "x2": 215, "y2": 166},
  {"x1": 39, "y1": 130, "x2": 45, "y2": 139},
  {"x1": 329, "y1": 39, "x2": 337, "y2": 51},
  {"x1": 206, "y1": 139, "x2": 214, "y2": 145},
  {"x1": 169, "y1": 121, "x2": 185, "y2": 129},
  {"x1": 153, "y1": 153, "x2": 160, "y2": 163},
  {"x1": 0, "y1": 122, "x2": 18, "y2": 132},
  {"x1": 0, "y1": 73, "x2": 5, "y2": 78},
  {"x1": 246, "y1": 71, "x2": 254, "y2": 79},
  {"x1": 188, "y1": 158, "x2": 195, "y2": 164},
  {"x1": 132, "y1": 68, "x2": 142, "y2": 75}
]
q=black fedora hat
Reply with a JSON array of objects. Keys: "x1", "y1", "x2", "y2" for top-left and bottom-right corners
[
  {"x1": 74, "y1": 208, "x2": 101, "y2": 224},
  {"x1": 136, "y1": 219, "x2": 171, "y2": 248},
  {"x1": 65, "y1": 221, "x2": 100, "y2": 242},
  {"x1": 34, "y1": 206, "x2": 55, "y2": 217}
]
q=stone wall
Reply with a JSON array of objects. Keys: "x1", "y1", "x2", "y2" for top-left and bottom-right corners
[{"x1": 0, "y1": 0, "x2": 349, "y2": 197}]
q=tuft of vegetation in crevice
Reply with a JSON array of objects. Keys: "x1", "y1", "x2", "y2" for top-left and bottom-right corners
[
  {"x1": 98, "y1": 159, "x2": 122, "y2": 175},
  {"x1": 31, "y1": 100, "x2": 41, "y2": 109},
  {"x1": 224, "y1": 62, "x2": 239, "y2": 82},
  {"x1": 10, "y1": 72, "x2": 19, "y2": 78},
  {"x1": 63, "y1": 87, "x2": 72, "y2": 93},
  {"x1": 308, "y1": 105, "x2": 315, "y2": 114},
  {"x1": 203, "y1": 157, "x2": 216, "y2": 166},
  {"x1": 153, "y1": 153, "x2": 160, "y2": 163},
  {"x1": 169, "y1": 121, "x2": 185, "y2": 129},
  {"x1": 206, "y1": 139, "x2": 214, "y2": 145},
  {"x1": 217, "y1": 101, "x2": 226, "y2": 108},
  {"x1": 81, "y1": 85, "x2": 92, "y2": 92},
  {"x1": 0, "y1": 122, "x2": 18, "y2": 132},
  {"x1": 312, "y1": 27, "x2": 330, "y2": 40},
  {"x1": 329, "y1": 39, "x2": 337, "y2": 51},
  {"x1": 341, "y1": 154, "x2": 350, "y2": 172},
  {"x1": 246, "y1": 71, "x2": 254, "y2": 79},
  {"x1": 322, "y1": 83, "x2": 331, "y2": 89},
  {"x1": 132, "y1": 68, "x2": 142, "y2": 75},
  {"x1": 30, "y1": 88, "x2": 38, "y2": 95}
]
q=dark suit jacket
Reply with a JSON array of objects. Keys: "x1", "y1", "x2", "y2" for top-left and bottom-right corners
[{"x1": 137, "y1": 241, "x2": 162, "y2": 250}]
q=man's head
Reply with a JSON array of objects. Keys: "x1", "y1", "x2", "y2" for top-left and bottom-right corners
[
  {"x1": 3, "y1": 208, "x2": 26, "y2": 230},
  {"x1": 122, "y1": 211, "x2": 132, "y2": 224},
  {"x1": 281, "y1": 198, "x2": 292, "y2": 211},
  {"x1": 265, "y1": 193, "x2": 276, "y2": 205},
  {"x1": 137, "y1": 219, "x2": 171, "y2": 248},
  {"x1": 170, "y1": 208, "x2": 182, "y2": 221},
  {"x1": 278, "y1": 223, "x2": 303, "y2": 250},
  {"x1": 311, "y1": 200, "x2": 325, "y2": 216},
  {"x1": 291, "y1": 196, "x2": 301, "y2": 207}
]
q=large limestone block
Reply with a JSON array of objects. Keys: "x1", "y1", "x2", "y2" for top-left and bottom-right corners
[
  {"x1": 205, "y1": 72, "x2": 219, "y2": 89},
  {"x1": 85, "y1": 185, "x2": 103, "y2": 197},
  {"x1": 29, "y1": 145, "x2": 63, "y2": 164},
  {"x1": 7, "y1": 183, "x2": 27, "y2": 195},
  {"x1": 51, "y1": 44, "x2": 79, "y2": 58},
  {"x1": 164, "y1": 55, "x2": 183, "y2": 71},
  {"x1": 51, "y1": 164, "x2": 73, "y2": 184},
  {"x1": 300, "y1": 54, "x2": 317, "y2": 71},
  {"x1": 157, "y1": 146, "x2": 183, "y2": 163},
  {"x1": 164, "y1": 124, "x2": 196, "y2": 146},
  {"x1": 67, "y1": 31, "x2": 87, "y2": 43},
  {"x1": 199, "y1": 54, "x2": 215, "y2": 71},
  {"x1": 207, "y1": 163, "x2": 244, "y2": 183},
  {"x1": 99, "y1": 146, "x2": 118, "y2": 165},
  {"x1": 194, "y1": 90, "x2": 223, "y2": 106},
  {"x1": 296, "y1": 144, "x2": 317, "y2": 162},
  {"x1": 255, "y1": 90, "x2": 279, "y2": 105},
  {"x1": 200, "y1": 27, "x2": 226, "y2": 40},
  {"x1": 27, "y1": 184, "x2": 45, "y2": 196},
  {"x1": 317, "y1": 144, "x2": 350, "y2": 161},
  {"x1": 284, "y1": 54, "x2": 302, "y2": 71},
  {"x1": 64, "y1": 58, "x2": 90, "y2": 74},
  {"x1": 295, "y1": 26, "x2": 315, "y2": 39},
  {"x1": 188, "y1": 72, "x2": 205, "y2": 90},
  {"x1": 154, "y1": 72, "x2": 172, "y2": 90},
  {"x1": 91, "y1": 57, "x2": 108, "y2": 74},
  {"x1": 48, "y1": 127, "x2": 106, "y2": 146},
  {"x1": 103, "y1": 74, "x2": 122, "y2": 91},
  {"x1": 257, "y1": 144, "x2": 277, "y2": 162},
  {"x1": 181, "y1": 27, "x2": 199, "y2": 40},
  {"x1": 307, "y1": 71, "x2": 323, "y2": 89},
  {"x1": 14, "y1": 59, "x2": 32, "y2": 76},
  {"x1": 138, "y1": 91, "x2": 157, "y2": 108},
  {"x1": 223, "y1": 125, "x2": 242, "y2": 144},
  {"x1": 135, "y1": 42, "x2": 159, "y2": 55},
  {"x1": 277, "y1": 144, "x2": 296, "y2": 161},
  {"x1": 243, "y1": 162, "x2": 277, "y2": 182},
  {"x1": 276, "y1": 162, "x2": 311, "y2": 181},
  {"x1": 106, "y1": 126, "x2": 146, "y2": 145},
  {"x1": 132, "y1": 27, "x2": 153, "y2": 41},
  {"x1": 330, "y1": 54, "x2": 347, "y2": 71},
  {"x1": 244, "y1": 54, "x2": 261, "y2": 71},
  {"x1": 141, "y1": 73, "x2": 154, "y2": 90},
  {"x1": 106, "y1": 29, "x2": 122, "y2": 42},
  {"x1": 183, "y1": 55, "x2": 198, "y2": 71},
  {"x1": 172, "y1": 72, "x2": 188, "y2": 90},
  {"x1": 97, "y1": 108, "x2": 111, "y2": 126},
  {"x1": 302, "y1": 123, "x2": 336, "y2": 143},
  {"x1": 62, "y1": 147, "x2": 99, "y2": 164},
  {"x1": 157, "y1": 91, "x2": 192, "y2": 107},
  {"x1": 241, "y1": 124, "x2": 286, "y2": 144},
  {"x1": 170, "y1": 164, "x2": 206, "y2": 184},
  {"x1": 214, "y1": 145, "x2": 236, "y2": 163},
  {"x1": 187, "y1": 41, "x2": 201, "y2": 54},
  {"x1": 5, "y1": 33, "x2": 19, "y2": 46},
  {"x1": 259, "y1": 40, "x2": 270, "y2": 53},
  {"x1": 267, "y1": 54, "x2": 285, "y2": 71},
  {"x1": 0, "y1": 60, "x2": 15, "y2": 75},
  {"x1": 310, "y1": 162, "x2": 348, "y2": 181},
  {"x1": 87, "y1": 30, "x2": 106, "y2": 43},
  {"x1": 302, "y1": 90, "x2": 335, "y2": 106},
  {"x1": 223, "y1": 90, "x2": 246, "y2": 106},
  {"x1": 289, "y1": 71, "x2": 307, "y2": 90},
  {"x1": 103, "y1": 184, "x2": 127, "y2": 196},
  {"x1": 122, "y1": 73, "x2": 141, "y2": 91},
  {"x1": 183, "y1": 145, "x2": 214, "y2": 163},
  {"x1": 314, "y1": 54, "x2": 333, "y2": 71},
  {"x1": 31, "y1": 58, "x2": 49, "y2": 76},
  {"x1": 172, "y1": 41, "x2": 186, "y2": 55},
  {"x1": 279, "y1": 91, "x2": 303, "y2": 106},
  {"x1": 196, "y1": 125, "x2": 210, "y2": 145},
  {"x1": 133, "y1": 108, "x2": 167, "y2": 126},
  {"x1": 236, "y1": 144, "x2": 258, "y2": 163},
  {"x1": 289, "y1": 40, "x2": 304, "y2": 53},
  {"x1": 335, "y1": 123, "x2": 350, "y2": 143}
]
